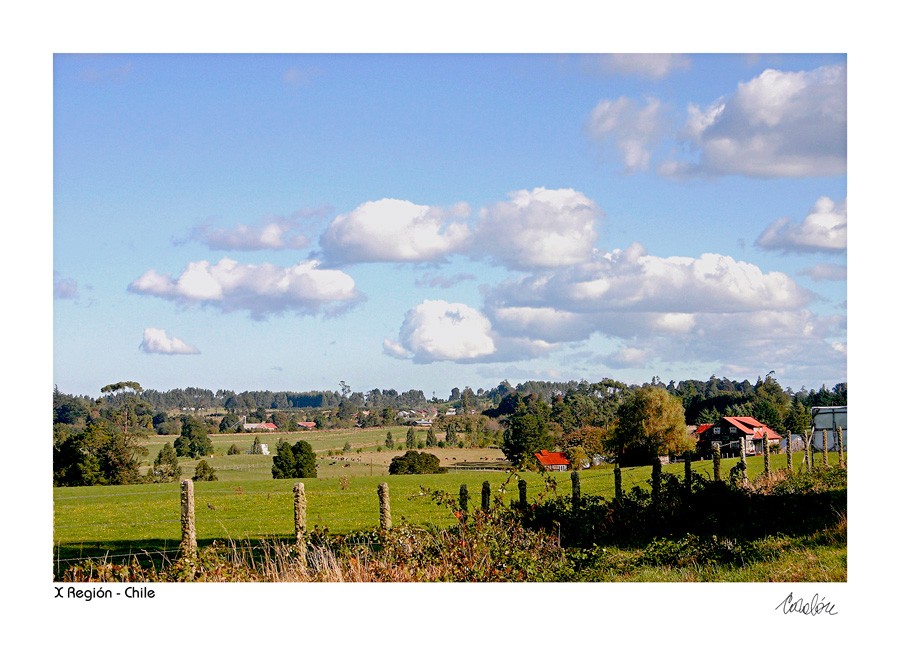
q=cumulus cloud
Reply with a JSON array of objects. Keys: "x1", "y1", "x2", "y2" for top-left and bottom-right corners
[
  {"x1": 128, "y1": 258, "x2": 360, "y2": 319},
  {"x1": 756, "y1": 196, "x2": 847, "y2": 253},
  {"x1": 662, "y1": 65, "x2": 846, "y2": 178},
  {"x1": 415, "y1": 272, "x2": 477, "y2": 289},
  {"x1": 189, "y1": 217, "x2": 310, "y2": 251},
  {"x1": 584, "y1": 54, "x2": 691, "y2": 79},
  {"x1": 383, "y1": 300, "x2": 497, "y2": 363},
  {"x1": 473, "y1": 188, "x2": 600, "y2": 269},
  {"x1": 320, "y1": 198, "x2": 471, "y2": 264},
  {"x1": 586, "y1": 97, "x2": 665, "y2": 172},
  {"x1": 488, "y1": 243, "x2": 811, "y2": 318},
  {"x1": 139, "y1": 327, "x2": 200, "y2": 355},
  {"x1": 54, "y1": 271, "x2": 78, "y2": 299}
]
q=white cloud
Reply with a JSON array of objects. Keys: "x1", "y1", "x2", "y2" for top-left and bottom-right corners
[
  {"x1": 383, "y1": 300, "x2": 496, "y2": 363},
  {"x1": 128, "y1": 258, "x2": 360, "y2": 319},
  {"x1": 139, "y1": 327, "x2": 200, "y2": 355},
  {"x1": 585, "y1": 54, "x2": 691, "y2": 79},
  {"x1": 191, "y1": 218, "x2": 310, "y2": 251},
  {"x1": 474, "y1": 188, "x2": 600, "y2": 269},
  {"x1": 756, "y1": 196, "x2": 847, "y2": 253},
  {"x1": 604, "y1": 347, "x2": 650, "y2": 369},
  {"x1": 663, "y1": 65, "x2": 846, "y2": 178},
  {"x1": 799, "y1": 263, "x2": 848, "y2": 281},
  {"x1": 489, "y1": 243, "x2": 811, "y2": 316},
  {"x1": 586, "y1": 97, "x2": 664, "y2": 172},
  {"x1": 320, "y1": 198, "x2": 471, "y2": 264}
]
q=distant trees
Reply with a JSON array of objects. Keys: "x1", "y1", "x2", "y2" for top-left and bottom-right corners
[
  {"x1": 174, "y1": 417, "x2": 213, "y2": 459},
  {"x1": 406, "y1": 427, "x2": 416, "y2": 450},
  {"x1": 54, "y1": 419, "x2": 146, "y2": 486},
  {"x1": 271, "y1": 440, "x2": 317, "y2": 479},
  {"x1": 388, "y1": 451, "x2": 446, "y2": 475}
]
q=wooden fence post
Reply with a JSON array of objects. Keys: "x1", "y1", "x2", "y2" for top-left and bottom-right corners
[
  {"x1": 804, "y1": 430, "x2": 813, "y2": 473},
  {"x1": 821, "y1": 429, "x2": 830, "y2": 468},
  {"x1": 481, "y1": 480, "x2": 491, "y2": 512},
  {"x1": 739, "y1": 437, "x2": 748, "y2": 486},
  {"x1": 377, "y1": 482, "x2": 391, "y2": 530},
  {"x1": 614, "y1": 464, "x2": 623, "y2": 501},
  {"x1": 786, "y1": 433, "x2": 793, "y2": 473},
  {"x1": 712, "y1": 442, "x2": 722, "y2": 482},
  {"x1": 762, "y1": 429, "x2": 770, "y2": 477},
  {"x1": 518, "y1": 479, "x2": 527, "y2": 509},
  {"x1": 571, "y1": 470, "x2": 581, "y2": 509},
  {"x1": 179, "y1": 479, "x2": 196, "y2": 558},
  {"x1": 459, "y1": 484, "x2": 469, "y2": 520},
  {"x1": 293, "y1": 482, "x2": 307, "y2": 560},
  {"x1": 837, "y1": 426, "x2": 845, "y2": 468}
]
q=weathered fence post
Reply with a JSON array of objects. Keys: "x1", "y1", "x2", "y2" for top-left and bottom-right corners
[
  {"x1": 293, "y1": 482, "x2": 307, "y2": 561},
  {"x1": 517, "y1": 479, "x2": 528, "y2": 509},
  {"x1": 481, "y1": 480, "x2": 491, "y2": 512},
  {"x1": 377, "y1": 482, "x2": 392, "y2": 530},
  {"x1": 459, "y1": 484, "x2": 469, "y2": 519},
  {"x1": 804, "y1": 430, "x2": 813, "y2": 473},
  {"x1": 762, "y1": 429, "x2": 771, "y2": 477},
  {"x1": 786, "y1": 432, "x2": 794, "y2": 473},
  {"x1": 837, "y1": 426, "x2": 845, "y2": 468},
  {"x1": 614, "y1": 464, "x2": 623, "y2": 501},
  {"x1": 683, "y1": 452, "x2": 692, "y2": 492},
  {"x1": 651, "y1": 457, "x2": 662, "y2": 503},
  {"x1": 821, "y1": 429, "x2": 830, "y2": 468},
  {"x1": 712, "y1": 442, "x2": 722, "y2": 482},
  {"x1": 571, "y1": 470, "x2": 581, "y2": 509},
  {"x1": 739, "y1": 437, "x2": 748, "y2": 486},
  {"x1": 179, "y1": 479, "x2": 197, "y2": 558}
]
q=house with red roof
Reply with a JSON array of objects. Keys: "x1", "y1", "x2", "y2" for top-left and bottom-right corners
[
  {"x1": 244, "y1": 421, "x2": 277, "y2": 432},
  {"x1": 696, "y1": 416, "x2": 782, "y2": 457},
  {"x1": 534, "y1": 449, "x2": 570, "y2": 471}
]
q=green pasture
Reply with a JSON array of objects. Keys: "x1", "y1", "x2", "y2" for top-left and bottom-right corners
[{"x1": 54, "y1": 437, "x2": 838, "y2": 569}]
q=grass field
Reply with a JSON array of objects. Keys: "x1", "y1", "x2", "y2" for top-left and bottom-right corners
[{"x1": 54, "y1": 426, "x2": 840, "y2": 574}]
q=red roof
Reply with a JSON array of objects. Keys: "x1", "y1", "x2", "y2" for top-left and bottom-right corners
[
  {"x1": 696, "y1": 423, "x2": 713, "y2": 435},
  {"x1": 722, "y1": 416, "x2": 781, "y2": 441},
  {"x1": 297, "y1": 421, "x2": 317, "y2": 429},
  {"x1": 534, "y1": 450, "x2": 570, "y2": 467}
]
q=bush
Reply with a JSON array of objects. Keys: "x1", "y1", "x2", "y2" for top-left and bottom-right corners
[
  {"x1": 192, "y1": 459, "x2": 217, "y2": 481},
  {"x1": 227, "y1": 444, "x2": 241, "y2": 455},
  {"x1": 388, "y1": 450, "x2": 446, "y2": 475},
  {"x1": 148, "y1": 443, "x2": 181, "y2": 482}
]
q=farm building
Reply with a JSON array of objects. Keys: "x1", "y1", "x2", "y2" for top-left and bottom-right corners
[
  {"x1": 534, "y1": 450, "x2": 570, "y2": 471},
  {"x1": 811, "y1": 406, "x2": 847, "y2": 451},
  {"x1": 297, "y1": 421, "x2": 317, "y2": 430},
  {"x1": 243, "y1": 421, "x2": 277, "y2": 432},
  {"x1": 696, "y1": 416, "x2": 782, "y2": 457}
]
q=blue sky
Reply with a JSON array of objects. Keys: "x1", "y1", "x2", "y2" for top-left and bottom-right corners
[{"x1": 53, "y1": 52, "x2": 847, "y2": 398}]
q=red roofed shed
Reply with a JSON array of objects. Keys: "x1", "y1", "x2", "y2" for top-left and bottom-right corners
[{"x1": 534, "y1": 450, "x2": 570, "y2": 471}]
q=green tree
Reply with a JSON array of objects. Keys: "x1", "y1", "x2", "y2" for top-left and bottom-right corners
[
  {"x1": 148, "y1": 443, "x2": 181, "y2": 482},
  {"x1": 250, "y1": 435, "x2": 264, "y2": 454},
  {"x1": 604, "y1": 386, "x2": 692, "y2": 466},
  {"x1": 784, "y1": 399, "x2": 812, "y2": 435},
  {"x1": 271, "y1": 440, "x2": 317, "y2": 479},
  {"x1": 100, "y1": 381, "x2": 151, "y2": 435},
  {"x1": 500, "y1": 394, "x2": 553, "y2": 468},
  {"x1": 385, "y1": 431, "x2": 394, "y2": 449},
  {"x1": 192, "y1": 459, "x2": 217, "y2": 481},
  {"x1": 425, "y1": 426, "x2": 437, "y2": 447},
  {"x1": 53, "y1": 419, "x2": 146, "y2": 486},
  {"x1": 406, "y1": 427, "x2": 416, "y2": 450},
  {"x1": 174, "y1": 417, "x2": 213, "y2": 459}
]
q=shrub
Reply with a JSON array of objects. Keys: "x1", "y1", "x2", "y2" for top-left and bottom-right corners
[
  {"x1": 388, "y1": 451, "x2": 446, "y2": 475},
  {"x1": 227, "y1": 444, "x2": 241, "y2": 455},
  {"x1": 148, "y1": 442, "x2": 181, "y2": 483},
  {"x1": 192, "y1": 459, "x2": 217, "y2": 481}
]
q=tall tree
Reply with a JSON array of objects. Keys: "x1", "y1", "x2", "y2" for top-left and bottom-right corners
[
  {"x1": 604, "y1": 386, "x2": 692, "y2": 466},
  {"x1": 500, "y1": 394, "x2": 553, "y2": 468}
]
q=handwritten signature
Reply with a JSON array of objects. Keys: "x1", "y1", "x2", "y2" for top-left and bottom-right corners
[{"x1": 775, "y1": 592, "x2": 838, "y2": 616}]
